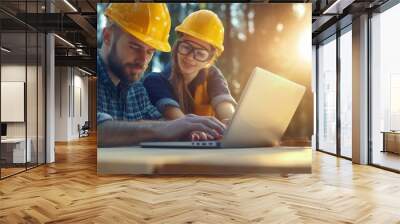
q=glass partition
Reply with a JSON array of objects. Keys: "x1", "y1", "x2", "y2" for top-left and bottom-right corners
[
  {"x1": 0, "y1": 0, "x2": 46, "y2": 179},
  {"x1": 1, "y1": 30, "x2": 28, "y2": 177}
]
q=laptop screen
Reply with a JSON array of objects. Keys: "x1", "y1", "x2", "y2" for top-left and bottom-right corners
[{"x1": 1, "y1": 123, "x2": 7, "y2": 137}]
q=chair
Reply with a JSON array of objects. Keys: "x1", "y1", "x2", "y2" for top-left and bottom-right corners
[{"x1": 78, "y1": 121, "x2": 90, "y2": 138}]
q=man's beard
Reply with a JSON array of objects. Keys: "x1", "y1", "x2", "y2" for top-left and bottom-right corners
[{"x1": 107, "y1": 42, "x2": 146, "y2": 84}]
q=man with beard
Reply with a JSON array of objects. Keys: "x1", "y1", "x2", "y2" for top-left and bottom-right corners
[{"x1": 97, "y1": 3, "x2": 225, "y2": 147}]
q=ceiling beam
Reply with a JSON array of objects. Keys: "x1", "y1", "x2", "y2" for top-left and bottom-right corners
[{"x1": 322, "y1": 0, "x2": 356, "y2": 14}]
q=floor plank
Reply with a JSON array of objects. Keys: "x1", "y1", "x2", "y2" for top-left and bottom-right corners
[{"x1": 0, "y1": 135, "x2": 400, "y2": 224}]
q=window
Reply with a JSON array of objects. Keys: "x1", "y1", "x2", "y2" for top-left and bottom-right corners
[
  {"x1": 339, "y1": 28, "x2": 352, "y2": 158},
  {"x1": 371, "y1": 2, "x2": 400, "y2": 171},
  {"x1": 317, "y1": 36, "x2": 337, "y2": 154}
]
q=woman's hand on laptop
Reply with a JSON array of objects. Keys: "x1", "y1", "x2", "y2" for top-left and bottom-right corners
[
  {"x1": 190, "y1": 131, "x2": 215, "y2": 141},
  {"x1": 159, "y1": 114, "x2": 225, "y2": 141}
]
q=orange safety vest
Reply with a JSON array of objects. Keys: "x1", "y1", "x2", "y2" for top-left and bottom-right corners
[{"x1": 192, "y1": 72, "x2": 215, "y2": 116}]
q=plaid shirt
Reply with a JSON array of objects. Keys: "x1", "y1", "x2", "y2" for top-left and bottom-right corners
[{"x1": 97, "y1": 52, "x2": 161, "y2": 124}]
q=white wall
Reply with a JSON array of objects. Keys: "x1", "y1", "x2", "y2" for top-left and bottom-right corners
[
  {"x1": 1, "y1": 65, "x2": 26, "y2": 82},
  {"x1": 1, "y1": 65, "x2": 40, "y2": 138},
  {"x1": 54, "y1": 67, "x2": 89, "y2": 141},
  {"x1": 1, "y1": 65, "x2": 26, "y2": 140},
  {"x1": 55, "y1": 67, "x2": 68, "y2": 141},
  {"x1": 1, "y1": 64, "x2": 46, "y2": 164}
]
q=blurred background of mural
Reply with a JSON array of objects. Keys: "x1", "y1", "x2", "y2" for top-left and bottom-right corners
[{"x1": 97, "y1": 3, "x2": 312, "y2": 146}]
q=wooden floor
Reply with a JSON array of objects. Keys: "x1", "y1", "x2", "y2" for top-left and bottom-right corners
[
  {"x1": 373, "y1": 150, "x2": 400, "y2": 171},
  {"x1": 1, "y1": 163, "x2": 46, "y2": 178},
  {"x1": 1, "y1": 135, "x2": 400, "y2": 224},
  {"x1": 1, "y1": 167, "x2": 26, "y2": 178}
]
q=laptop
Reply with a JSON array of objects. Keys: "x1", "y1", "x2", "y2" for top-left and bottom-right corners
[
  {"x1": 140, "y1": 67, "x2": 306, "y2": 148},
  {"x1": 1, "y1": 123, "x2": 7, "y2": 140}
]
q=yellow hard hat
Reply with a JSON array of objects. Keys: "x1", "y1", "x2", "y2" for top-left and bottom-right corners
[
  {"x1": 105, "y1": 3, "x2": 171, "y2": 52},
  {"x1": 175, "y1": 10, "x2": 224, "y2": 56}
]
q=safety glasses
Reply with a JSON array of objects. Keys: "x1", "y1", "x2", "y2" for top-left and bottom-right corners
[{"x1": 177, "y1": 40, "x2": 212, "y2": 62}]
